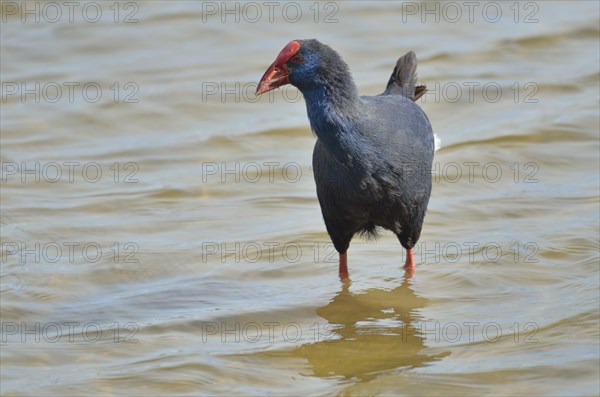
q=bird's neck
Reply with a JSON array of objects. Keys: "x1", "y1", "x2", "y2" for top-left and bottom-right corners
[{"x1": 302, "y1": 80, "x2": 363, "y2": 168}]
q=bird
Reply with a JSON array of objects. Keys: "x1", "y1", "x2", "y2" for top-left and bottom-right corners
[{"x1": 256, "y1": 39, "x2": 434, "y2": 280}]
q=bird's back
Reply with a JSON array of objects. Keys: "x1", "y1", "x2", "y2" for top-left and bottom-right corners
[{"x1": 313, "y1": 95, "x2": 433, "y2": 213}]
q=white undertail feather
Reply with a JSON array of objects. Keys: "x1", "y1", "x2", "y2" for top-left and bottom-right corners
[{"x1": 434, "y1": 133, "x2": 441, "y2": 151}]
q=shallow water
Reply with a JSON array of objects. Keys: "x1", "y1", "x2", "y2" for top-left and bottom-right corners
[{"x1": 1, "y1": 1, "x2": 599, "y2": 396}]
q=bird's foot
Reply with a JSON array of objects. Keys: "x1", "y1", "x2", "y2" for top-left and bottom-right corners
[{"x1": 339, "y1": 252, "x2": 349, "y2": 281}]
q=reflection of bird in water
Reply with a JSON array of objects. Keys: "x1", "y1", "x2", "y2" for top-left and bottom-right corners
[{"x1": 290, "y1": 274, "x2": 449, "y2": 380}]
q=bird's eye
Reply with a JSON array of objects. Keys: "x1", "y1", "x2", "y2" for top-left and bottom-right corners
[{"x1": 291, "y1": 56, "x2": 302, "y2": 64}]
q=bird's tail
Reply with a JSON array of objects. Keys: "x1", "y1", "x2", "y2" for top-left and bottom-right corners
[{"x1": 381, "y1": 51, "x2": 426, "y2": 101}]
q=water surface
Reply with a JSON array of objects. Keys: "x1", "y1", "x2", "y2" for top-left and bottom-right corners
[{"x1": 1, "y1": 1, "x2": 599, "y2": 396}]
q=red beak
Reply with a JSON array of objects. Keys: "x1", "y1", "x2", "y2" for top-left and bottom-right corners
[
  {"x1": 256, "y1": 63, "x2": 289, "y2": 95},
  {"x1": 256, "y1": 40, "x2": 301, "y2": 96}
]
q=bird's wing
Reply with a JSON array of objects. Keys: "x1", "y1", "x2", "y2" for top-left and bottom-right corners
[{"x1": 380, "y1": 51, "x2": 426, "y2": 101}]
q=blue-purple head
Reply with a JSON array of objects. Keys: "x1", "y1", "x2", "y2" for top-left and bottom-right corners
[{"x1": 256, "y1": 39, "x2": 342, "y2": 95}]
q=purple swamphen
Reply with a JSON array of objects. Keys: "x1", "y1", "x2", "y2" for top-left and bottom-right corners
[{"x1": 256, "y1": 40, "x2": 434, "y2": 279}]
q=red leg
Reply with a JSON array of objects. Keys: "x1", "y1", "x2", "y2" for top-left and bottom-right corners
[
  {"x1": 339, "y1": 252, "x2": 349, "y2": 280},
  {"x1": 404, "y1": 248, "x2": 415, "y2": 271}
]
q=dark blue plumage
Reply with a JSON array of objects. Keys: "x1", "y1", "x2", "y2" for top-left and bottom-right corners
[{"x1": 256, "y1": 39, "x2": 434, "y2": 278}]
